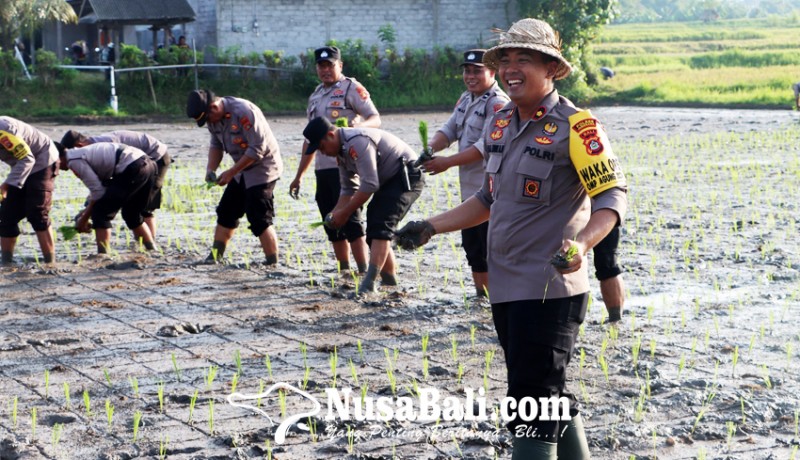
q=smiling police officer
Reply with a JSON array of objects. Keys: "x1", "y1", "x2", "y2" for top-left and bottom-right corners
[{"x1": 422, "y1": 49, "x2": 509, "y2": 297}]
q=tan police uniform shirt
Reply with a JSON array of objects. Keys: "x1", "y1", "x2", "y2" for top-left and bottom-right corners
[
  {"x1": 208, "y1": 97, "x2": 283, "y2": 188},
  {"x1": 436, "y1": 81, "x2": 509, "y2": 199},
  {"x1": 0, "y1": 116, "x2": 58, "y2": 188},
  {"x1": 475, "y1": 90, "x2": 628, "y2": 304},
  {"x1": 88, "y1": 130, "x2": 167, "y2": 162},
  {"x1": 336, "y1": 128, "x2": 418, "y2": 196},
  {"x1": 66, "y1": 143, "x2": 145, "y2": 201},
  {"x1": 307, "y1": 76, "x2": 379, "y2": 170}
]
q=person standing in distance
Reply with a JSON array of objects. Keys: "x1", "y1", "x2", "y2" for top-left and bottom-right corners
[
  {"x1": 186, "y1": 89, "x2": 283, "y2": 265},
  {"x1": 0, "y1": 116, "x2": 59, "y2": 265},
  {"x1": 422, "y1": 49, "x2": 509, "y2": 297},
  {"x1": 396, "y1": 18, "x2": 627, "y2": 459},
  {"x1": 290, "y1": 46, "x2": 380, "y2": 273}
]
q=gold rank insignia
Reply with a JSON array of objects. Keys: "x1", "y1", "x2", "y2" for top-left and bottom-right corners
[
  {"x1": 495, "y1": 119, "x2": 510, "y2": 129},
  {"x1": 535, "y1": 136, "x2": 553, "y2": 145},
  {"x1": 490, "y1": 129, "x2": 503, "y2": 140},
  {"x1": 532, "y1": 106, "x2": 547, "y2": 121}
]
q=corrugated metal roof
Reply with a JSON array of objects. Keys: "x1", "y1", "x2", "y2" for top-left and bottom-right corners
[{"x1": 82, "y1": 0, "x2": 195, "y2": 25}]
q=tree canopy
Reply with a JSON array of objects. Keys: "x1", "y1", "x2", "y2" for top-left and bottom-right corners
[{"x1": 0, "y1": 0, "x2": 77, "y2": 51}]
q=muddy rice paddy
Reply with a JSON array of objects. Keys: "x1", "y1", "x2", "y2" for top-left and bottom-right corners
[{"x1": 1, "y1": 107, "x2": 799, "y2": 459}]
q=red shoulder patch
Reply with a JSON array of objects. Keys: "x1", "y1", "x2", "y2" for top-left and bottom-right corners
[
  {"x1": 493, "y1": 103, "x2": 504, "y2": 113},
  {"x1": 355, "y1": 84, "x2": 370, "y2": 101},
  {"x1": 240, "y1": 116, "x2": 252, "y2": 131},
  {"x1": 349, "y1": 146, "x2": 358, "y2": 160}
]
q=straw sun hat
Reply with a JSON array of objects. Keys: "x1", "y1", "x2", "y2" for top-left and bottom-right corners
[{"x1": 482, "y1": 18, "x2": 573, "y2": 80}]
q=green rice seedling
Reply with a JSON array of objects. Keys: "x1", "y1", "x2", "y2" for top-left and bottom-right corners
[
  {"x1": 30, "y1": 408, "x2": 36, "y2": 441},
  {"x1": 421, "y1": 333, "x2": 429, "y2": 357},
  {"x1": 83, "y1": 390, "x2": 92, "y2": 417},
  {"x1": 691, "y1": 389, "x2": 716, "y2": 434},
  {"x1": 330, "y1": 347, "x2": 339, "y2": 388},
  {"x1": 230, "y1": 373, "x2": 239, "y2": 394},
  {"x1": 278, "y1": 389, "x2": 286, "y2": 418},
  {"x1": 264, "y1": 355, "x2": 273, "y2": 381},
  {"x1": 791, "y1": 445, "x2": 798, "y2": 460},
  {"x1": 470, "y1": 324, "x2": 477, "y2": 349},
  {"x1": 794, "y1": 409, "x2": 798, "y2": 438},
  {"x1": 131, "y1": 410, "x2": 142, "y2": 442},
  {"x1": 208, "y1": 400, "x2": 215, "y2": 435},
  {"x1": 204, "y1": 365, "x2": 218, "y2": 391},
  {"x1": 761, "y1": 364, "x2": 772, "y2": 389},
  {"x1": 265, "y1": 439, "x2": 272, "y2": 460},
  {"x1": 677, "y1": 355, "x2": 686, "y2": 379},
  {"x1": 157, "y1": 381, "x2": 165, "y2": 413},
  {"x1": 599, "y1": 355, "x2": 609, "y2": 384},
  {"x1": 302, "y1": 365, "x2": 311, "y2": 390},
  {"x1": 63, "y1": 382, "x2": 71, "y2": 409},
  {"x1": 159, "y1": 434, "x2": 169, "y2": 460},
  {"x1": 129, "y1": 376, "x2": 140, "y2": 398},
  {"x1": 188, "y1": 390, "x2": 198, "y2": 424},
  {"x1": 105, "y1": 399, "x2": 114, "y2": 430},
  {"x1": 629, "y1": 311, "x2": 636, "y2": 333},
  {"x1": 633, "y1": 385, "x2": 646, "y2": 422},
  {"x1": 731, "y1": 346, "x2": 739, "y2": 377},
  {"x1": 103, "y1": 368, "x2": 113, "y2": 389},
  {"x1": 697, "y1": 446, "x2": 706, "y2": 460},
  {"x1": 349, "y1": 359, "x2": 359, "y2": 386},
  {"x1": 452, "y1": 433, "x2": 464, "y2": 458},
  {"x1": 741, "y1": 396, "x2": 747, "y2": 425},
  {"x1": 360, "y1": 383, "x2": 368, "y2": 407},
  {"x1": 786, "y1": 342, "x2": 794, "y2": 372},
  {"x1": 234, "y1": 349, "x2": 242, "y2": 376},
  {"x1": 600, "y1": 336, "x2": 609, "y2": 357},
  {"x1": 631, "y1": 335, "x2": 642, "y2": 371},
  {"x1": 726, "y1": 421, "x2": 736, "y2": 452},
  {"x1": 44, "y1": 369, "x2": 50, "y2": 400},
  {"x1": 347, "y1": 425, "x2": 355, "y2": 454},
  {"x1": 357, "y1": 339, "x2": 364, "y2": 362},
  {"x1": 749, "y1": 334, "x2": 756, "y2": 353},
  {"x1": 51, "y1": 422, "x2": 63, "y2": 453},
  {"x1": 450, "y1": 335, "x2": 458, "y2": 363},
  {"x1": 579, "y1": 347, "x2": 586, "y2": 379},
  {"x1": 171, "y1": 353, "x2": 182, "y2": 382},
  {"x1": 422, "y1": 357, "x2": 429, "y2": 381},
  {"x1": 11, "y1": 397, "x2": 17, "y2": 429},
  {"x1": 300, "y1": 342, "x2": 308, "y2": 368},
  {"x1": 386, "y1": 367, "x2": 397, "y2": 395}
]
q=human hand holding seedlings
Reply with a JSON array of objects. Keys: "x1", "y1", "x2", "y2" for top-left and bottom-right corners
[
  {"x1": 421, "y1": 155, "x2": 452, "y2": 175},
  {"x1": 215, "y1": 169, "x2": 237, "y2": 186},
  {"x1": 551, "y1": 239, "x2": 585, "y2": 274},
  {"x1": 395, "y1": 220, "x2": 436, "y2": 250},
  {"x1": 74, "y1": 209, "x2": 92, "y2": 233},
  {"x1": 204, "y1": 170, "x2": 218, "y2": 188}
]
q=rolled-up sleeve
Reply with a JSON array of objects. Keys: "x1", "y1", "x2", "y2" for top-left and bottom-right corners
[
  {"x1": 592, "y1": 187, "x2": 627, "y2": 225},
  {"x1": 354, "y1": 143, "x2": 380, "y2": 194},
  {"x1": 242, "y1": 111, "x2": 269, "y2": 162}
]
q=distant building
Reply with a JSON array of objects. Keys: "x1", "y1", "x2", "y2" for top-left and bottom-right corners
[
  {"x1": 182, "y1": 0, "x2": 516, "y2": 60},
  {"x1": 41, "y1": 0, "x2": 196, "y2": 63}
]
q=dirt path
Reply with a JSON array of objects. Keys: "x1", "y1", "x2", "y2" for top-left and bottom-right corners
[{"x1": 1, "y1": 107, "x2": 799, "y2": 459}]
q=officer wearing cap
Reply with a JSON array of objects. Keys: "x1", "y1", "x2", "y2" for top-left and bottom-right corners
[
  {"x1": 302, "y1": 116, "x2": 423, "y2": 293},
  {"x1": 422, "y1": 49, "x2": 509, "y2": 297},
  {"x1": 61, "y1": 129, "x2": 170, "y2": 238},
  {"x1": 57, "y1": 142, "x2": 157, "y2": 254},
  {"x1": 290, "y1": 46, "x2": 381, "y2": 273},
  {"x1": 186, "y1": 89, "x2": 283, "y2": 265},
  {"x1": 0, "y1": 116, "x2": 59, "y2": 265},
  {"x1": 396, "y1": 18, "x2": 627, "y2": 459}
]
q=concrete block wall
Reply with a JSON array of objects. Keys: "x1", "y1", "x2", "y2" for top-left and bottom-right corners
[{"x1": 185, "y1": 0, "x2": 516, "y2": 61}]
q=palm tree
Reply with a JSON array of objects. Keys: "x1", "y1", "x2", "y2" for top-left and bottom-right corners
[{"x1": 0, "y1": 0, "x2": 77, "y2": 51}]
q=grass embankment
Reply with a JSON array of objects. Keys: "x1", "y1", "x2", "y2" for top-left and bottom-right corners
[{"x1": 592, "y1": 17, "x2": 800, "y2": 108}]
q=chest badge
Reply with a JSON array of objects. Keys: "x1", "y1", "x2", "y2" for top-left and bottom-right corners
[
  {"x1": 331, "y1": 110, "x2": 340, "y2": 118},
  {"x1": 490, "y1": 129, "x2": 504, "y2": 140},
  {"x1": 535, "y1": 136, "x2": 553, "y2": 145},
  {"x1": 349, "y1": 146, "x2": 358, "y2": 160},
  {"x1": 543, "y1": 122, "x2": 558, "y2": 135},
  {"x1": 495, "y1": 119, "x2": 510, "y2": 129},
  {"x1": 522, "y1": 178, "x2": 541, "y2": 198}
]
